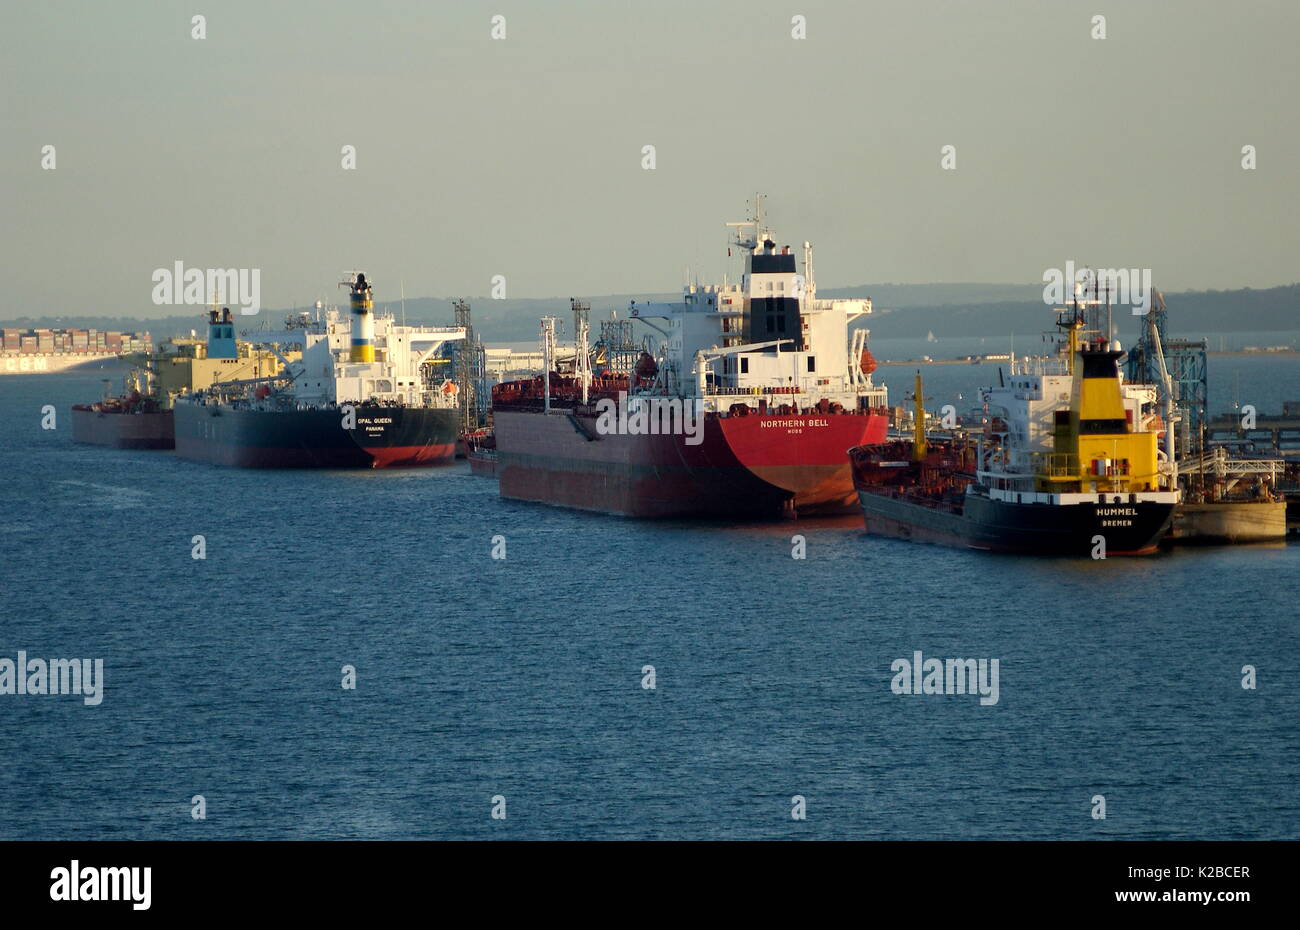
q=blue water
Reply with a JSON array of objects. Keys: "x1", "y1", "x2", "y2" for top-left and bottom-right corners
[{"x1": 0, "y1": 365, "x2": 1297, "y2": 839}]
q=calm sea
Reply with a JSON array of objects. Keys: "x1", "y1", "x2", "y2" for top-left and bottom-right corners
[{"x1": 0, "y1": 360, "x2": 1296, "y2": 840}]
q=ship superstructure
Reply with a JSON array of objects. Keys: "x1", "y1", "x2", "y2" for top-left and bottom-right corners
[
  {"x1": 492, "y1": 200, "x2": 891, "y2": 518},
  {"x1": 262, "y1": 274, "x2": 465, "y2": 410},
  {"x1": 625, "y1": 213, "x2": 885, "y2": 414},
  {"x1": 146, "y1": 306, "x2": 288, "y2": 408}
]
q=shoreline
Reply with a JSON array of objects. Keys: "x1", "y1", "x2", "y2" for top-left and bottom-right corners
[{"x1": 878, "y1": 350, "x2": 1300, "y2": 367}]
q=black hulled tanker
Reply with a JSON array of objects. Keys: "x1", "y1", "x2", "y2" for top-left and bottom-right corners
[
  {"x1": 173, "y1": 273, "x2": 466, "y2": 469},
  {"x1": 174, "y1": 401, "x2": 459, "y2": 468},
  {"x1": 851, "y1": 296, "x2": 1180, "y2": 556}
]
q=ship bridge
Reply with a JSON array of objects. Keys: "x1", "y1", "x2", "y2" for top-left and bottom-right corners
[{"x1": 615, "y1": 210, "x2": 883, "y2": 410}]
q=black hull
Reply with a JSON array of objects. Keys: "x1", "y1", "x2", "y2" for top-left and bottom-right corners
[
  {"x1": 173, "y1": 403, "x2": 460, "y2": 468},
  {"x1": 857, "y1": 490, "x2": 1175, "y2": 556}
]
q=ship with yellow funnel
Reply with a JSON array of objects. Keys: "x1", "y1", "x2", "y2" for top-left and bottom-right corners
[{"x1": 849, "y1": 288, "x2": 1179, "y2": 556}]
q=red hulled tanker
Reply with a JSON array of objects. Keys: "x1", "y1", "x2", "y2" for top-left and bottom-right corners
[
  {"x1": 71, "y1": 382, "x2": 174, "y2": 450},
  {"x1": 491, "y1": 201, "x2": 890, "y2": 518}
]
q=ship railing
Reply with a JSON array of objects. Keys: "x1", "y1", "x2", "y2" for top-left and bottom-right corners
[
  {"x1": 1029, "y1": 452, "x2": 1079, "y2": 477},
  {"x1": 706, "y1": 385, "x2": 806, "y2": 397},
  {"x1": 697, "y1": 384, "x2": 877, "y2": 398},
  {"x1": 1011, "y1": 356, "x2": 1070, "y2": 377}
]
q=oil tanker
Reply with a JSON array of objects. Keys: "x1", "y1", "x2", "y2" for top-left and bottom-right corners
[
  {"x1": 70, "y1": 368, "x2": 173, "y2": 450},
  {"x1": 464, "y1": 426, "x2": 497, "y2": 477},
  {"x1": 491, "y1": 201, "x2": 890, "y2": 518},
  {"x1": 173, "y1": 273, "x2": 464, "y2": 468},
  {"x1": 70, "y1": 306, "x2": 287, "y2": 450},
  {"x1": 850, "y1": 291, "x2": 1179, "y2": 555}
]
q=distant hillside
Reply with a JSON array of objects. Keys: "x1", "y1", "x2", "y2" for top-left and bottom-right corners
[
  {"x1": 823, "y1": 283, "x2": 1047, "y2": 307},
  {"x1": 0, "y1": 294, "x2": 678, "y2": 345},
  {"x1": 4, "y1": 284, "x2": 1295, "y2": 344},
  {"x1": 844, "y1": 284, "x2": 1300, "y2": 341}
]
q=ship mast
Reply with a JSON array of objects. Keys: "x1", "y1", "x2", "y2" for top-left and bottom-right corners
[
  {"x1": 571, "y1": 299, "x2": 591, "y2": 405},
  {"x1": 912, "y1": 370, "x2": 928, "y2": 461},
  {"x1": 540, "y1": 316, "x2": 558, "y2": 414},
  {"x1": 802, "y1": 241, "x2": 815, "y2": 300},
  {"x1": 1143, "y1": 289, "x2": 1179, "y2": 484},
  {"x1": 725, "y1": 193, "x2": 767, "y2": 252}
]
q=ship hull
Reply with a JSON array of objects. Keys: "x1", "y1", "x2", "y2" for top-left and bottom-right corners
[
  {"x1": 173, "y1": 403, "x2": 458, "y2": 468},
  {"x1": 856, "y1": 489, "x2": 1175, "y2": 556},
  {"x1": 4, "y1": 352, "x2": 120, "y2": 374},
  {"x1": 70, "y1": 407, "x2": 174, "y2": 450},
  {"x1": 468, "y1": 450, "x2": 497, "y2": 477},
  {"x1": 494, "y1": 408, "x2": 887, "y2": 518},
  {"x1": 1169, "y1": 501, "x2": 1287, "y2": 544}
]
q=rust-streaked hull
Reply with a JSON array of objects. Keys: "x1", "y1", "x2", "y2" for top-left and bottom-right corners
[
  {"x1": 468, "y1": 450, "x2": 497, "y2": 477},
  {"x1": 494, "y1": 408, "x2": 887, "y2": 518},
  {"x1": 70, "y1": 407, "x2": 174, "y2": 450}
]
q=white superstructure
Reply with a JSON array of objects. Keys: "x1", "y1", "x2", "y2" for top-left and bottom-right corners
[
  {"x1": 983, "y1": 357, "x2": 1163, "y2": 471},
  {"x1": 247, "y1": 293, "x2": 465, "y2": 408},
  {"x1": 610, "y1": 198, "x2": 887, "y2": 413},
  {"x1": 968, "y1": 280, "x2": 1181, "y2": 508}
]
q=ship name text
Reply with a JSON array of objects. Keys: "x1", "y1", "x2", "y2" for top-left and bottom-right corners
[{"x1": 761, "y1": 418, "x2": 830, "y2": 428}]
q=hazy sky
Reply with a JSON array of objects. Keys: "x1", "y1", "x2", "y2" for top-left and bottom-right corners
[{"x1": 3, "y1": 0, "x2": 1297, "y2": 319}]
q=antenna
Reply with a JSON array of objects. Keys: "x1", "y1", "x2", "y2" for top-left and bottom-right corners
[
  {"x1": 803, "y1": 240, "x2": 814, "y2": 299},
  {"x1": 725, "y1": 193, "x2": 768, "y2": 252},
  {"x1": 1105, "y1": 276, "x2": 1113, "y2": 345}
]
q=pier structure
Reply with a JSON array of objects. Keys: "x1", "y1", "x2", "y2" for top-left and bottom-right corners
[
  {"x1": 1125, "y1": 289, "x2": 1208, "y2": 456},
  {"x1": 1206, "y1": 407, "x2": 1300, "y2": 456}
]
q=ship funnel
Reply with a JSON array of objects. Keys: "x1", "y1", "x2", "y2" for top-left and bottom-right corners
[
  {"x1": 206, "y1": 306, "x2": 237, "y2": 359},
  {"x1": 343, "y1": 272, "x2": 375, "y2": 363}
]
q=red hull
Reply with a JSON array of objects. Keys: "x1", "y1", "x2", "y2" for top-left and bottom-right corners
[
  {"x1": 494, "y1": 408, "x2": 887, "y2": 518},
  {"x1": 364, "y1": 442, "x2": 457, "y2": 468},
  {"x1": 70, "y1": 407, "x2": 174, "y2": 450},
  {"x1": 468, "y1": 451, "x2": 497, "y2": 477}
]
